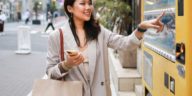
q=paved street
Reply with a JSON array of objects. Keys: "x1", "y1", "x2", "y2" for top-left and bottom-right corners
[
  {"x1": 0, "y1": 19, "x2": 64, "y2": 96},
  {"x1": 0, "y1": 21, "x2": 48, "y2": 52}
]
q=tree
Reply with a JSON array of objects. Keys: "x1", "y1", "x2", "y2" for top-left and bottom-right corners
[
  {"x1": 95, "y1": 0, "x2": 137, "y2": 68},
  {"x1": 32, "y1": 1, "x2": 42, "y2": 24},
  {"x1": 33, "y1": 1, "x2": 42, "y2": 20},
  {"x1": 95, "y1": 0, "x2": 132, "y2": 35},
  {"x1": 33, "y1": 1, "x2": 38, "y2": 20},
  {"x1": 50, "y1": 1, "x2": 57, "y2": 13}
]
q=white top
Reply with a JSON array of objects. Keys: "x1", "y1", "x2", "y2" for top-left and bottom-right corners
[
  {"x1": 24, "y1": 11, "x2": 30, "y2": 19},
  {"x1": 0, "y1": 13, "x2": 6, "y2": 21},
  {"x1": 81, "y1": 49, "x2": 89, "y2": 80}
]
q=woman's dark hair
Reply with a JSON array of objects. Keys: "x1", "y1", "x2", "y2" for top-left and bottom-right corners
[{"x1": 64, "y1": 0, "x2": 101, "y2": 47}]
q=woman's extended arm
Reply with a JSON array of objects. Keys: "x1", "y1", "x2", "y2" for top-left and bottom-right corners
[{"x1": 104, "y1": 12, "x2": 165, "y2": 51}]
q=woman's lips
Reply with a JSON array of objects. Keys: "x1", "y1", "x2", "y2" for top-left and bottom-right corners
[{"x1": 84, "y1": 12, "x2": 91, "y2": 16}]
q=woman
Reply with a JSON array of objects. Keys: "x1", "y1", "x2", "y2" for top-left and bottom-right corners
[
  {"x1": 44, "y1": 11, "x2": 55, "y2": 32},
  {"x1": 0, "y1": 10, "x2": 6, "y2": 33},
  {"x1": 46, "y1": 0, "x2": 164, "y2": 96},
  {"x1": 24, "y1": 10, "x2": 30, "y2": 24}
]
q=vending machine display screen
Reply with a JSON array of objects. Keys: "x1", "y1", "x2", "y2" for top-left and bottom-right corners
[
  {"x1": 144, "y1": 0, "x2": 176, "y2": 60},
  {"x1": 145, "y1": 0, "x2": 175, "y2": 11}
]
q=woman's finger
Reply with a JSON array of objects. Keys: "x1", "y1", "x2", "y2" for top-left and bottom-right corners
[
  {"x1": 160, "y1": 23, "x2": 164, "y2": 31},
  {"x1": 74, "y1": 55, "x2": 84, "y2": 65},
  {"x1": 157, "y1": 21, "x2": 164, "y2": 32},
  {"x1": 157, "y1": 11, "x2": 165, "y2": 21},
  {"x1": 72, "y1": 53, "x2": 81, "y2": 60},
  {"x1": 159, "y1": 25, "x2": 164, "y2": 32},
  {"x1": 159, "y1": 20, "x2": 164, "y2": 26},
  {"x1": 75, "y1": 59, "x2": 83, "y2": 65},
  {"x1": 150, "y1": 24, "x2": 160, "y2": 29}
]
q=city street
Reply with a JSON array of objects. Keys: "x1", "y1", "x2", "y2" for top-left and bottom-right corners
[
  {"x1": 1, "y1": 0, "x2": 191, "y2": 96},
  {"x1": 0, "y1": 20, "x2": 64, "y2": 96}
]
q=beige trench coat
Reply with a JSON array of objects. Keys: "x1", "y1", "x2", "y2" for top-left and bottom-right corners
[{"x1": 46, "y1": 20, "x2": 141, "y2": 96}]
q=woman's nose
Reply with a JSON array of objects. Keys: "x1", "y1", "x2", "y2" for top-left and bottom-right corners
[{"x1": 85, "y1": 4, "x2": 92, "y2": 9}]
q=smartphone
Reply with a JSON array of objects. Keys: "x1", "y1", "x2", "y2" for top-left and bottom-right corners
[{"x1": 66, "y1": 50, "x2": 78, "y2": 56}]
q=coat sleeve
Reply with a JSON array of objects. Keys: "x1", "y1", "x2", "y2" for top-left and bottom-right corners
[
  {"x1": 46, "y1": 30, "x2": 68, "y2": 79},
  {"x1": 102, "y1": 26, "x2": 142, "y2": 51}
]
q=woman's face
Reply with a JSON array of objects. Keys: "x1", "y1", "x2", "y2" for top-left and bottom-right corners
[{"x1": 68, "y1": 0, "x2": 93, "y2": 22}]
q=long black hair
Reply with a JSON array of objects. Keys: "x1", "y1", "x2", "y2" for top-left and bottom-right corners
[{"x1": 64, "y1": 0, "x2": 101, "y2": 47}]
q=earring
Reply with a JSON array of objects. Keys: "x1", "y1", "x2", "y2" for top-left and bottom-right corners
[{"x1": 70, "y1": 13, "x2": 73, "y2": 18}]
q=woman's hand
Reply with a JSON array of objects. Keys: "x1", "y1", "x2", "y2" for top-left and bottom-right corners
[
  {"x1": 64, "y1": 52, "x2": 84, "y2": 68},
  {"x1": 135, "y1": 12, "x2": 165, "y2": 40},
  {"x1": 139, "y1": 12, "x2": 165, "y2": 32}
]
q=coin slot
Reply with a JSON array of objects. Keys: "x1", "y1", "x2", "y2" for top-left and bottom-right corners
[
  {"x1": 170, "y1": 76, "x2": 175, "y2": 94},
  {"x1": 176, "y1": 43, "x2": 185, "y2": 64},
  {"x1": 164, "y1": 72, "x2": 169, "y2": 89}
]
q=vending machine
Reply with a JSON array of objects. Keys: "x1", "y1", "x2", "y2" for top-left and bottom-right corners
[{"x1": 141, "y1": 0, "x2": 192, "y2": 96}]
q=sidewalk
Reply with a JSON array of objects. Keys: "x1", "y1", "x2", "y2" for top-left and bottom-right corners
[
  {"x1": 0, "y1": 50, "x2": 46, "y2": 96},
  {"x1": 0, "y1": 17, "x2": 66, "y2": 96}
]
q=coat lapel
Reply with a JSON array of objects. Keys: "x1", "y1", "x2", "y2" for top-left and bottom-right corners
[
  {"x1": 63, "y1": 21, "x2": 78, "y2": 50},
  {"x1": 87, "y1": 40, "x2": 97, "y2": 85},
  {"x1": 78, "y1": 63, "x2": 89, "y2": 83}
]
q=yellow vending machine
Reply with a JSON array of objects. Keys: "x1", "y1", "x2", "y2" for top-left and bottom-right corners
[{"x1": 141, "y1": 0, "x2": 192, "y2": 96}]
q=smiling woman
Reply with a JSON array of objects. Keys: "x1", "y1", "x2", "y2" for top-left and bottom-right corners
[
  {"x1": 46, "y1": 0, "x2": 165, "y2": 96},
  {"x1": 64, "y1": 0, "x2": 100, "y2": 48}
]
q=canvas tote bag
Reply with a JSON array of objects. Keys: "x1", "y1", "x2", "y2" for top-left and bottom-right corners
[
  {"x1": 32, "y1": 29, "x2": 82, "y2": 96},
  {"x1": 32, "y1": 79, "x2": 82, "y2": 96}
]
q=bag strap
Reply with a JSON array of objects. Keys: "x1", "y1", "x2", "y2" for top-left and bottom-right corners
[{"x1": 59, "y1": 28, "x2": 64, "y2": 61}]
